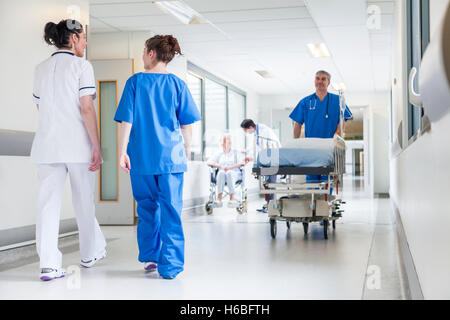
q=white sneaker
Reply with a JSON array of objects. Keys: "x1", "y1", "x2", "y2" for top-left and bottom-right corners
[
  {"x1": 40, "y1": 268, "x2": 66, "y2": 281},
  {"x1": 227, "y1": 200, "x2": 238, "y2": 208},
  {"x1": 213, "y1": 201, "x2": 223, "y2": 208},
  {"x1": 80, "y1": 249, "x2": 107, "y2": 268}
]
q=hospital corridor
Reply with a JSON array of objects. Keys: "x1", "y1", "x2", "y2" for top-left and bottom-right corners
[{"x1": 1, "y1": 0, "x2": 450, "y2": 302}]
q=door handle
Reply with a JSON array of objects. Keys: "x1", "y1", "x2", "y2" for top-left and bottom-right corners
[{"x1": 409, "y1": 67, "x2": 423, "y2": 107}]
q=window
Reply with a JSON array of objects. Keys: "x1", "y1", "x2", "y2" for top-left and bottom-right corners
[
  {"x1": 186, "y1": 62, "x2": 247, "y2": 161},
  {"x1": 98, "y1": 80, "x2": 118, "y2": 201},
  {"x1": 228, "y1": 90, "x2": 246, "y2": 151},
  {"x1": 186, "y1": 73, "x2": 203, "y2": 161},
  {"x1": 204, "y1": 79, "x2": 227, "y2": 159},
  {"x1": 407, "y1": 0, "x2": 430, "y2": 140}
]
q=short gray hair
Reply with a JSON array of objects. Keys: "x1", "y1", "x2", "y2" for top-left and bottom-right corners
[{"x1": 316, "y1": 70, "x2": 331, "y2": 82}]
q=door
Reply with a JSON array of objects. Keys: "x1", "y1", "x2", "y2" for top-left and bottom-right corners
[{"x1": 92, "y1": 59, "x2": 135, "y2": 225}]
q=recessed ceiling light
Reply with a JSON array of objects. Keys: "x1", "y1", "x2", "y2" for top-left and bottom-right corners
[
  {"x1": 255, "y1": 70, "x2": 275, "y2": 79},
  {"x1": 307, "y1": 43, "x2": 331, "y2": 58},
  {"x1": 154, "y1": 1, "x2": 205, "y2": 25}
]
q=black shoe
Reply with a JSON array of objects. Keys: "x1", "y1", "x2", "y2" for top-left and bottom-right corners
[{"x1": 257, "y1": 207, "x2": 268, "y2": 214}]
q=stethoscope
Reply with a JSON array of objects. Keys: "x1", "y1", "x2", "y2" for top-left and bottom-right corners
[{"x1": 309, "y1": 93, "x2": 330, "y2": 119}]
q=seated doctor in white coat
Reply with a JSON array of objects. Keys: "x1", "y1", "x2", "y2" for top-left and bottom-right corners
[
  {"x1": 31, "y1": 19, "x2": 106, "y2": 281},
  {"x1": 207, "y1": 134, "x2": 245, "y2": 208}
]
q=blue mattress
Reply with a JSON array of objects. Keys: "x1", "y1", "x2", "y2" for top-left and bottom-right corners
[{"x1": 256, "y1": 138, "x2": 336, "y2": 168}]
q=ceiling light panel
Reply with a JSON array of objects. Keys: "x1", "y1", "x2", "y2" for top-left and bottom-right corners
[
  {"x1": 255, "y1": 70, "x2": 276, "y2": 79},
  {"x1": 154, "y1": 1, "x2": 206, "y2": 25},
  {"x1": 307, "y1": 43, "x2": 331, "y2": 58}
]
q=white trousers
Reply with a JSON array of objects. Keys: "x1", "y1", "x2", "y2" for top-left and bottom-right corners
[
  {"x1": 216, "y1": 170, "x2": 239, "y2": 195},
  {"x1": 36, "y1": 163, "x2": 106, "y2": 269}
]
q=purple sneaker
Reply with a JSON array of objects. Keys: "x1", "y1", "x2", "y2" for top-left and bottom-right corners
[
  {"x1": 144, "y1": 262, "x2": 158, "y2": 272},
  {"x1": 40, "y1": 268, "x2": 66, "y2": 281}
]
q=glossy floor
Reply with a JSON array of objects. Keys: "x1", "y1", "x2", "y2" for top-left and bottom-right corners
[{"x1": 0, "y1": 175, "x2": 407, "y2": 299}]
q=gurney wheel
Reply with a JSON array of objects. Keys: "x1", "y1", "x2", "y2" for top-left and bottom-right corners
[
  {"x1": 205, "y1": 203, "x2": 213, "y2": 215},
  {"x1": 323, "y1": 220, "x2": 329, "y2": 240},
  {"x1": 303, "y1": 223, "x2": 309, "y2": 235},
  {"x1": 286, "y1": 221, "x2": 291, "y2": 229},
  {"x1": 270, "y1": 219, "x2": 277, "y2": 239}
]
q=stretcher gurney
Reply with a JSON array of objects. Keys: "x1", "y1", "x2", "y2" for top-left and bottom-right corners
[{"x1": 252, "y1": 136, "x2": 346, "y2": 240}]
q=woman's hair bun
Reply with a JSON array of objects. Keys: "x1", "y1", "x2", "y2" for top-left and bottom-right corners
[
  {"x1": 145, "y1": 34, "x2": 182, "y2": 63},
  {"x1": 44, "y1": 22, "x2": 58, "y2": 46},
  {"x1": 43, "y1": 19, "x2": 83, "y2": 48}
]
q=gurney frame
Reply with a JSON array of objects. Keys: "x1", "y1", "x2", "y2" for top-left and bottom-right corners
[{"x1": 252, "y1": 135, "x2": 346, "y2": 240}]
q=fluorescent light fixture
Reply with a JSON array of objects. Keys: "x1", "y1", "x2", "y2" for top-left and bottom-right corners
[
  {"x1": 255, "y1": 70, "x2": 276, "y2": 79},
  {"x1": 154, "y1": 1, "x2": 205, "y2": 25},
  {"x1": 332, "y1": 82, "x2": 347, "y2": 91},
  {"x1": 307, "y1": 43, "x2": 331, "y2": 58}
]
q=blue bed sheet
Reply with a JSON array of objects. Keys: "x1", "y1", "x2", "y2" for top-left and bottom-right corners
[{"x1": 256, "y1": 148, "x2": 334, "y2": 168}]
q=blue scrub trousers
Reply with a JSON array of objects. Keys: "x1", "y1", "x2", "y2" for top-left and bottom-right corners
[
  {"x1": 130, "y1": 172, "x2": 185, "y2": 279},
  {"x1": 306, "y1": 175, "x2": 329, "y2": 183}
]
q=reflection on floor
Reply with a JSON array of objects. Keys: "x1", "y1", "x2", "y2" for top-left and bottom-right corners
[{"x1": 0, "y1": 174, "x2": 408, "y2": 300}]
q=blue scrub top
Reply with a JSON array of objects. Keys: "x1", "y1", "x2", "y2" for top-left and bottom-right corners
[
  {"x1": 114, "y1": 73, "x2": 201, "y2": 175},
  {"x1": 289, "y1": 93, "x2": 353, "y2": 138}
]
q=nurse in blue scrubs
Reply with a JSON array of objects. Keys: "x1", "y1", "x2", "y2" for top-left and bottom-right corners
[
  {"x1": 114, "y1": 35, "x2": 201, "y2": 279},
  {"x1": 290, "y1": 70, "x2": 353, "y2": 182}
]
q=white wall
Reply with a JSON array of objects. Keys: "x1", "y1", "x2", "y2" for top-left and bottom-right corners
[
  {"x1": 0, "y1": 0, "x2": 90, "y2": 231},
  {"x1": 88, "y1": 31, "x2": 187, "y2": 79},
  {"x1": 389, "y1": 0, "x2": 450, "y2": 299},
  {"x1": 368, "y1": 93, "x2": 390, "y2": 194}
]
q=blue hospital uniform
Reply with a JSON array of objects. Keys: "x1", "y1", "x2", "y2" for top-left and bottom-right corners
[
  {"x1": 290, "y1": 92, "x2": 352, "y2": 182},
  {"x1": 114, "y1": 73, "x2": 201, "y2": 278}
]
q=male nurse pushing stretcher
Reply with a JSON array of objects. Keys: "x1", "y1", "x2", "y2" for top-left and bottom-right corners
[{"x1": 290, "y1": 70, "x2": 353, "y2": 182}]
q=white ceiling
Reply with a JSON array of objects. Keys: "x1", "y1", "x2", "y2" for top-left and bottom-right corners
[{"x1": 89, "y1": 0, "x2": 394, "y2": 97}]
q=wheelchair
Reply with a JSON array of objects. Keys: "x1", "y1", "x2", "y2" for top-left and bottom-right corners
[{"x1": 205, "y1": 166, "x2": 248, "y2": 215}]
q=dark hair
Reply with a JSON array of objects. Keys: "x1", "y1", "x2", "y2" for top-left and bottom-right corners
[
  {"x1": 44, "y1": 19, "x2": 83, "y2": 48},
  {"x1": 145, "y1": 35, "x2": 182, "y2": 63},
  {"x1": 241, "y1": 119, "x2": 256, "y2": 129}
]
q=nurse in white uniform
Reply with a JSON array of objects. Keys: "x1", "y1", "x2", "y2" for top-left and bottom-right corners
[{"x1": 32, "y1": 19, "x2": 106, "y2": 281}]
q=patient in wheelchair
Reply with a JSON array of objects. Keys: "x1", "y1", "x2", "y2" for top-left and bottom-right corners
[{"x1": 207, "y1": 134, "x2": 245, "y2": 208}]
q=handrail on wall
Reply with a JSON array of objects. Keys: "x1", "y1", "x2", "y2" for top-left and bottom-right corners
[{"x1": 0, "y1": 129, "x2": 34, "y2": 156}]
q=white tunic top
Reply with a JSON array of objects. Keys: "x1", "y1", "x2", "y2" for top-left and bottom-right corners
[
  {"x1": 208, "y1": 149, "x2": 244, "y2": 173},
  {"x1": 31, "y1": 50, "x2": 97, "y2": 164},
  {"x1": 247, "y1": 123, "x2": 281, "y2": 159},
  {"x1": 254, "y1": 123, "x2": 281, "y2": 148}
]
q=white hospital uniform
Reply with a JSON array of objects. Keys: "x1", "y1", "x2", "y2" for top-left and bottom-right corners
[
  {"x1": 32, "y1": 50, "x2": 106, "y2": 269},
  {"x1": 209, "y1": 150, "x2": 243, "y2": 195},
  {"x1": 253, "y1": 123, "x2": 281, "y2": 201},
  {"x1": 253, "y1": 123, "x2": 281, "y2": 155}
]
